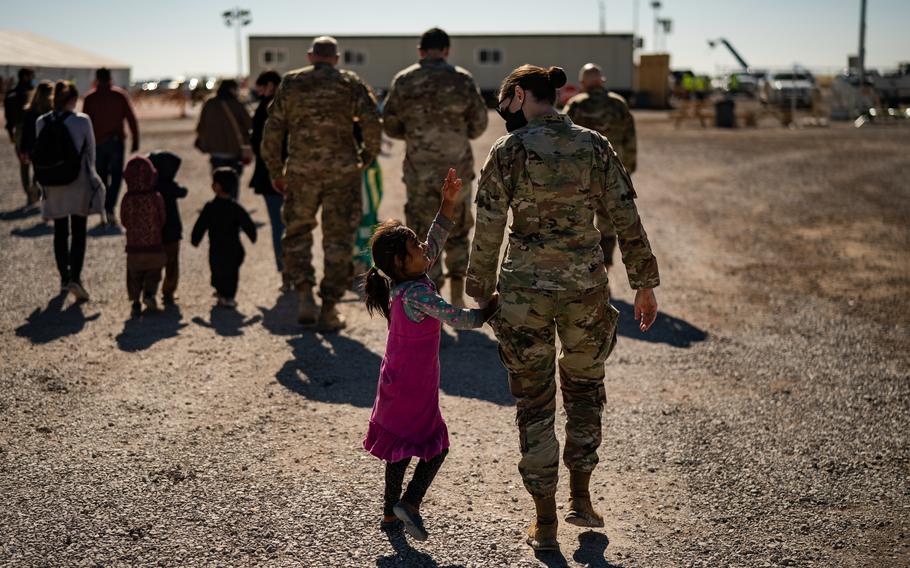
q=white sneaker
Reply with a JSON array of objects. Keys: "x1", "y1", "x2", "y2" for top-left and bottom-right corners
[{"x1": 68, "y1": 281, "x2": 90, "y2": 302}]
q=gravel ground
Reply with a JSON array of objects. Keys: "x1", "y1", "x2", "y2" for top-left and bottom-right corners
[{"x1": 0, "y1": 108, "x2": 907, "y2": 567}]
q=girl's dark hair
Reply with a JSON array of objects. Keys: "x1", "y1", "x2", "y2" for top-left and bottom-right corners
[
  {"x1": 500, "y1": 65, "x2": 567, "y2": 104},
  {"x1": 363, "y1": 219, "x2": 417, "y2": 320},
  {"x1": 53, "y1": 81, "x2": 78, "y2": 112}
]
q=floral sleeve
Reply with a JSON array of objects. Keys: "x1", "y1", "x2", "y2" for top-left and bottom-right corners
[
  {"x1": 425, "y1": 213, "x2": 453, "y2": 272},
  {"x1": 401, "y1": 282, "x2": 485, "y2": 330}
]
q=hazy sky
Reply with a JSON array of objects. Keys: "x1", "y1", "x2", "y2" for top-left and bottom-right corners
[{"x1": 3, "y1": 0, "x2": 908, "y2": 78}]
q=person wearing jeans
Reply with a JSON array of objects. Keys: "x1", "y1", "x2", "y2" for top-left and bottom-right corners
[
  {"x1": 249, "y1": 70, "x2": 288, "y2": 288},
  {"x1": 97, "y1": 135, "x2": 125, "y2": 218},
  {"x1": 82, "y1": 67, "x2": 140, "y2": 227}
]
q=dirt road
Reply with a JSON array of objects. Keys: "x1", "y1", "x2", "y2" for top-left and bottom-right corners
[{"x1": 1, "y1": 110, "x2": 908, "y2": 567}]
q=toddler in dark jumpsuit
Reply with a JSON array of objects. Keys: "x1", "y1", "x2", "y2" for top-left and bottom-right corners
[{"x1": 190, "y1": 168, "x2": 257, "y2": 308}]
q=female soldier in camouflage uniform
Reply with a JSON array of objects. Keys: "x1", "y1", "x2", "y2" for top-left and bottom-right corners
[{"x1": 466, "y1": 65, "x2": 660, "y2": 551}]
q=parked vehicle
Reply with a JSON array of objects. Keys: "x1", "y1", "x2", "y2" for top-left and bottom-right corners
[{"x1": 760, "y1": 71, "x2": 815, "y2": 108}]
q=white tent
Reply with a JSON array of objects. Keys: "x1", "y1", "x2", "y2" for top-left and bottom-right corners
[{"x1": 0, "y1": 30, "x2": 130, "y2": 92}]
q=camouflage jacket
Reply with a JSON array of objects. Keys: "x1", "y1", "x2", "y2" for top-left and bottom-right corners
[
  {"x1": 564, "y1": 87, "x2": 637, "y2": 173},
  {"x1": 262, "y1": 62, "x2": 381, "y2": 180},
  {"x1": 466, "y1": 114, "x2": 659, "y2": 299},
  {"x1": 382, "y1": 57, "x2": 488, "y2": 183}
]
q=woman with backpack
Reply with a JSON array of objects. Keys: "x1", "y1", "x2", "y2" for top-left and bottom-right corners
[{"x1": 33, "y1": 81, "x2": 105, "y2": 301}]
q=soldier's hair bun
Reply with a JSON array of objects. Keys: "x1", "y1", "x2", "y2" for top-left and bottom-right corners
[{"x1": 547, "y1": 67, "x2": 567, "y2": 89}]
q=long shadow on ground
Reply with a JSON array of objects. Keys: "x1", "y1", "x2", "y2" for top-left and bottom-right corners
[
  {"x1": 0, "y1": 205, "x2": 40, "y2": 221},
  {"x1": 10, "y1": 221, "x2": 53, "y2": 238},
  {"x1": 376, "y1": 529, "x2": 466, "y2": 568},
  {"x1": 116, "y1": 306, "x2": 189, "y2": 351},
  {"x1": 532, "y1": 531, "x2": 625, "y2": 568},
  {"x1": 439, "y1": 329, "x2": 512, "y2": 406},
  {"x1": 15, "y1": 293, "x2": 101, "y2": 344},
  {"x1": 258, "y1": 290, "x2": 298, "y2": 336},
  {"x1": 276, "y1": 332, "x2": 382, "y2": 407},
  {"x1": 613, "y1": 300, "x2": 708, "y2": 348},
  {"x1": 192, "y1": 305, "x2": 262, "y2": 337}
]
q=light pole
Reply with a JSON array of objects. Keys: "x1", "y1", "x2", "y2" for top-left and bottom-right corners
[
  {"x1": 651, "y1": 1, "x2": 662, "y2": 52},
  {"x1": 598, "y1": 0, "x2": 606, "y2": 34},
  {"x1": 223, "y1": 7, "x2": 252, "y2": 80}
]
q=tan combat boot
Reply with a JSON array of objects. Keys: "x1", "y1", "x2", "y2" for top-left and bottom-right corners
[
  {"x1": 297, "y1": 284, "x2": 318, "y2": 325},
  {"x1": 449, "y1": 277, "x2": 465, "y2": 308},
  {"x1": 526, "y1": 494, "x2": 559, "y2": 551},
  {"x1": 317, "y1": 300, "x2": 346, "y2": 332},
  {"x1": 565, "y1": 470, "x2": 604, "y2": 528}
]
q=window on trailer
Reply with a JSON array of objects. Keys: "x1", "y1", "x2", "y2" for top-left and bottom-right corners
[
  {"x1": 477, "y1": 48, "x2": 503, "y2": 65},
  {"x1": 260, "y1": 48, "x2": 288, "y2": 66},
  {"x1": 344, "y1": 50, "x2": 367, "y2": 66}
]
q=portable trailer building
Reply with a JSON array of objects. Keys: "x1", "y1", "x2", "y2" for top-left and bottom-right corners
[
  {"x1": 249, "y1": 33, "x2": 634, "y2": 102},
  {"x1": 0, "y1": 31, "x2": 130, "y2": 93}
]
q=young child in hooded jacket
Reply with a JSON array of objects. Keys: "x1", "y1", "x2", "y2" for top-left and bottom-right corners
[
  {"x1": 361, "y1": 169, "x2": 498, "y2": 541},
  {"x1": 148, "y1": 151, "x2": 188, "y2": 305},
  {"x1": 120, "y1": 156, "x2": 166, "y2": 316}
]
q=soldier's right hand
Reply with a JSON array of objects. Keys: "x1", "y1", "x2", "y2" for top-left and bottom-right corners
[{"x1": 272, "y1": 176, "x2": 287, "y2": 195}]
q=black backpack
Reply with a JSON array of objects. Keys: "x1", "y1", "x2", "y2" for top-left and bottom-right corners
[{"x1": 33, "y1": 112, "x2": 83, "y2": 186}]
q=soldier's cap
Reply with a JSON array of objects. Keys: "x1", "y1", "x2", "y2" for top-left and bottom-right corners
[
  {"x1": 309, "y1": 36, "x2": 338, "y2": 57},
  {"x1": 580, "y1": 62, "x2": 603, "y2": 80}
]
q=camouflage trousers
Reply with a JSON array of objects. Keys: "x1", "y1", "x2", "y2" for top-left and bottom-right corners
[
  {"x1": 596, "y1": 214, "x2": 617, "y2": 267},
  {"x1": 490, "y1": 283, "x2": 619, "y2": 498},
  {"x1": 405, "y1": 179, "x2": 474, "y2": 284},
  {"x1": 282, "y1": 169, "x2": 362, "y2": 302}
]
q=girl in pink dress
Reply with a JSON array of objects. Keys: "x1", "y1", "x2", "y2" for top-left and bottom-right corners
[{"x1": 362, "y1": 169, "x2": 498, "y2": 541}]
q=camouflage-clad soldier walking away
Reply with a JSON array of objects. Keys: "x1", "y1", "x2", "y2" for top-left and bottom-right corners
[
  {"x1": 564, "y1": 63, "x2": 637, "y2": 278},
  {"x1": 262, "y1": 36, "x2": 381, "y2": 331},
  {"x1": 382, "y1": 27, "x2": 488, "y2": 306},
  {"x1": 467, "y1": 65, "x2": 659, "y2": 552}
]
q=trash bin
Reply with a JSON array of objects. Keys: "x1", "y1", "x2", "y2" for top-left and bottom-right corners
[{"x1": 715, "y1": 99, "x2": 736, "y2": 128}]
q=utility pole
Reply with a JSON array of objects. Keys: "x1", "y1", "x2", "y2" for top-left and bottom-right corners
[
  {"x1": 858, "y1": 0, "x2": 867, "y2": 84},
  {"x1": 223, "y1": 7, "x2": 252, "y2": 80},
  {"x1": 598, "y1": 0, "x2": 606, "y2": 34}
]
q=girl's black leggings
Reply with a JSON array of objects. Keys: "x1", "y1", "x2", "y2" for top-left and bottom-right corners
[
  {"x1": 384, "y1": 449, "x2": 448, "y2": 517},
  {"x1": 53, "y1": 215, "x2": 87, "y2": 285}
]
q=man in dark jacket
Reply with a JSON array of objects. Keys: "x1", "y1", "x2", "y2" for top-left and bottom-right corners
[
  {"x1": 249, "y1": 70, "x2": 290, "y2": 291},
  {"x1": 148, "y1": 151, "x2": 188, "y2": 305},
  {"x1": 4, "y1": 68, "x2": 35, "y2": 199}
]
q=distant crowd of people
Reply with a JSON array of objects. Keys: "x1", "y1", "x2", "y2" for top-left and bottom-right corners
[{"x1": 4, "y1": 27, "x2": 660, "y2": 553}]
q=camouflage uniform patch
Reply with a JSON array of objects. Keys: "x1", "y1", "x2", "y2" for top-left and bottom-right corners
[
  {"x1": 262, "y1": 62, "x2": 381, "y2": 300},
  {"x1": 382, "y1": 57, "x2": 487, "y2": 282},
  {"x1": 564, "y1": 88, "x2": 637, "y2": 267}
]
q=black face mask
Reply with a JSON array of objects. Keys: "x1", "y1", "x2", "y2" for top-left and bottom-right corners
[{"x1": 497, "y1": 94, "x2": 527, "y2": 132}]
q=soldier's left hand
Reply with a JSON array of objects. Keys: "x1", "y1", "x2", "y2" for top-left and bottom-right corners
[{"x1": 634, "y1": 288, "x2": 658, "y2": 332}]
